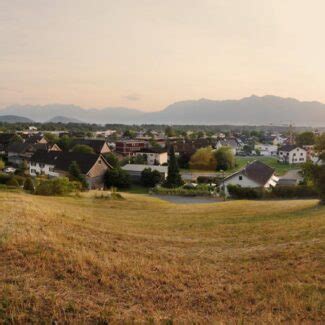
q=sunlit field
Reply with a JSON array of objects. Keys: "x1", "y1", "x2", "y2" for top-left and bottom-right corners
[{"x1": 0, "y1": 191, "x2": 324, "y2": 323}]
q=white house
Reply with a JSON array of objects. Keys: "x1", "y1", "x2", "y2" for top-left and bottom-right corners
[
  {"x1": 255, "y1": 143, "x2": 278, "y2": 156},
  {"x1": 29, "y1": 151, "x2": 112, "y2": 189},
  {"x1": 135, "y1": 148, "x2": 168, "y2": 165},
  {"x1": 278, "y1": 145, "x2": 307, "y2": 164},
  {"x1": 221, "y1": 160, "x2": 279, "y2": 197}
]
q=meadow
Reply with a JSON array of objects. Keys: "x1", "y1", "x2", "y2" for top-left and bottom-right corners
[{"x1": 0, "y1": 191, "x2": 324, "y2": 323}]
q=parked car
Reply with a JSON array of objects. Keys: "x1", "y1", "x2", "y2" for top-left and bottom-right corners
[{"x1": 3, "y1": 167, "x2": 16, "y2": 174}]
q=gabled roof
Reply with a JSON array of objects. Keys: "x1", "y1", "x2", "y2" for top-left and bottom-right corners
[
  {"x1": 25, "y1": 133, "x2": 47, "y2": 144},
  {"x1": 30, "y1": 151, "x2": 111, "y2": 174},
  {"x1": 8, "y1": 142, "x2": 50, "y2": 154},
  {"x1": 72, "y1": 139, "x2": 109, "y2": 153},
  {"x1": 278, "y1": 144, "x2": 301, "y2": 152},
  {"x1": 224, "y1": 160, "x2": 275, "y2": 186},
  {"x1": 8, "y1": 142, "x2": 33, "y2": 154}
]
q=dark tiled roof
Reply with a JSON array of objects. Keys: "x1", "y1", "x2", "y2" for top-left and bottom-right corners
[
  {"x1": 225, "y1": 160, "x2": 275, "y2": 186},
  {"x1": 139, "y1": 147, "x2": 167, "y2": 154},
  {"x1": 8, "y1": 142, "x2": 32, "y2": 154},
  {"x1": 30, "y1": 151, "x2": 107, "y2": 174},
  {"x1": 8, "y1": 142, "x2": 49, "y2": 154},
  {"x1": 25, "y1": 133, "x2": 46, "y2": 144},
  {"x1": 72, "y1": 139, "x2": 108, "y2": 153},
  {"x1": 0, "y1": 133, "x2": 16, "y2": 144},
  {"x1": 278, "y1": 144, "x2": 299, "y2": 152}
]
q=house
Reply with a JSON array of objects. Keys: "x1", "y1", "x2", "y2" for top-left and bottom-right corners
[
  {"x1": 29, "y1": 151, "x2": 112, "y2": 189},
  {"x1": 8, "y1": 142, "x2": 61, "y2": 166},
  {"x1": 278, "y1": 145, "x2": 307, "y2": 164},
  {"x1": 115, "y1": 140, "x2": 147, "y2": 156},
  {"x1": 135, "y1": 148, "x2": 168, "y2": 165},
  {"x1": 255, "y1": 144, "x2": 278, "y2": 156},
  {"x1": 216, "y1": 139, "x2": 239, "y2": 155},
  {"x1": 221, "y1": 160, "x2": 279, "y2": 197},
  {"x1": 122, "y1": 164, "x2": 168, "y2": 182},
  {"x1": 72, "y1": 139, "x2": 111, "y2": 154},
  {"x1": 25, "y1": 133, "x2": 48, "y2": 144}
]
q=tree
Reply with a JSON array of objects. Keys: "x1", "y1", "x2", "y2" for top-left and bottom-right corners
[
  {"x1": 23, "y1": 178, "x2": 35, "y2": 193},
  {"x1": 57, "y1": 135, "x2": 74, "y2": 151},
  {"x1": 71, "y1": 144, "x2": 95, "y2": 154},
  {"x1": 312, "y1": 134, "x2": 325, "y2": 204},
  {"x1": 104, "y1": 152, "x2": 119, "y2": 168},
  {"x1": 104, "y1": 168, "x2": 131, "y2": 189},
  {"x1": 131, "y1": 154, "x2": 147, "y2": 164},
  {"x1": 68, "y1": 161, "x2": 88, "y2": 189},
  {"x1": 189, "y1": 147, "x2": 216, "y2": 170},
  {"x1": 165, "y1": 126, "x2": 176, "y2": 138},
  {"x1": 123, "y1": 130, "x2": 135, "y2": 139},
  {"x1": 141, "y1": 168, "x2": 162, "y2": 187},
  {"x1": 315, "y1": 133, "x2": 325, "y2": 161},
  {"x1": 44, "y1": 132, "x2": 59, "y2": 144},
  {"x1": 296, "y1": 132, "x2": 315, "y2": 147},
  {"x1": 0, "y1": 159, "x2": 4, "y2": 170},
  {"x1": 164, "y1": 145, "x2": 183, "y2": 188},
  {"x1": 214, "y1": 147, "x2": 235, "y2": 171},
  {"x1": 10, "y1": 134, "x2": 23, "y2": 144}
]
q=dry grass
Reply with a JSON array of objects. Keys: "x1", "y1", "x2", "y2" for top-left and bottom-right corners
[{"x1": 0, "y1": 191, "x2": 324, "y2": 323}]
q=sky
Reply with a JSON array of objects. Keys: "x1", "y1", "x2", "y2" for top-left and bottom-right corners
[{"x1": 1, "y1": 0, "x2": 325, "y2": 111}]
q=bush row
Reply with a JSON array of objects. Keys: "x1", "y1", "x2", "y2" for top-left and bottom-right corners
[{"x1": 227, "y1": 184, "x2": 318, "y2": 200}]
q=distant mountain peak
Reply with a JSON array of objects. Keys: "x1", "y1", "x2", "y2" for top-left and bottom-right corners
[{"x1": 0, "y1": 95, "x2": 324, "y2": 126}]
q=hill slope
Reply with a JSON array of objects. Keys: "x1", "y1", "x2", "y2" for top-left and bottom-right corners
[
  {"x1": 0, "y1": 115, "x2": 34, "y2": 123},
  {"x1": 0, "y1": 191, "x2": 323, "y2": 323},
  {"x1": 1, "y1": 95, "x2": 325, "y2": 125}
]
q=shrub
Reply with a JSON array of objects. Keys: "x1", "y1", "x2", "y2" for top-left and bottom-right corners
[
  {"x1": 23, "y1": 178, "x2": 35, "y2": 193},
  {"x1": 269, "y1": 185, "x2": 318, "y2": 199},
  {"x1": 227, "y1": 184, "x2": 264, "y2": 199},
  {"x1": 6, "y1": 177, "x2": 20, "y2": 188},
  {"x1": 104, "y1": 168, "x2": 131, "y2": 189},
  {"x1": 189, "y1": 147, "x2": 216, "y2": 170},
  {"x1": 141, "y1": 168, "x2": 162, "y2": 187},
  {"x1": 35, "y1": 177, "x2": 76, "y2": 196},
  {"x1": 0, "y1": 173, "x2": 10, "y2": 185},
  {"x1": 68, "y1": 161, "x2": 88, "y2": 189}
]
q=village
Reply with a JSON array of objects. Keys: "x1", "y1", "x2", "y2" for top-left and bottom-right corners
[{"x1": 0, "y1": 124, "x2": 323, "y2": 200}]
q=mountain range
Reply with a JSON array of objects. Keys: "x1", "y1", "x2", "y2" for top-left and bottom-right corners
[{"x1": 0, "y1": 95, "x2": 325, "y2": 126}]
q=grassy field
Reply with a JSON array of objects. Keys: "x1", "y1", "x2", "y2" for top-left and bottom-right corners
[
  {"x1": 0, "y1": 191, "x2": 324, "y2": 323},
  {"x1": 233, "y1": 156, "x2": 301, "y2": 176}
]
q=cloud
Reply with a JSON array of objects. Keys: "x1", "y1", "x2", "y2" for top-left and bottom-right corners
[{"x1": 122, "y1": 94, "x2": 140, "y2": 101}]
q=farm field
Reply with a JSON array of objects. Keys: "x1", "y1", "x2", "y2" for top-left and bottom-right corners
[{"x1": 0, "y1": 191, "x2": 324, "y2": 323}]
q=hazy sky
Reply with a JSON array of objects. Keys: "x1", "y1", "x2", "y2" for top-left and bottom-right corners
[{"x1": 1, "y1": 0, "x2": 325, "y2": 111}]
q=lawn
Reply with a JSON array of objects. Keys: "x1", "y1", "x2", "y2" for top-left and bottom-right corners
[
  {"x1": 0, "y1": 191, "x2": 324, "y2": 322},
  {"x1": 233, "y1": 156, "x2": 301, "y2": 176}
]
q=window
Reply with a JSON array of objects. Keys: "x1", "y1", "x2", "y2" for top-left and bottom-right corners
[
  {"x1": 39, "y1": 163, "x2": 45, "y2": 168},
  {"x1": 30, "y1": 161, "x2": 36, "y2": 166},
  {"x1": 293, "y1": 153, "x2": 296, "y2": 157},
  {"x1": 239, "y1": 175, "x2": 243, "y2": 181}
]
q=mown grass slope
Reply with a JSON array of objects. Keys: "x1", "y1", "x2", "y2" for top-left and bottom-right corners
[{"x1": 0, "y1": 192, "x2": 324, "y2": 323}]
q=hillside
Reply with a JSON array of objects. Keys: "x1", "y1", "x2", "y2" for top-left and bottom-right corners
[
  {"x1": 47, "y1": 116, "x2": 85, "y2": 124},
  {"x1": 0, "y1": 191, "x2": 323, "y2": 323},
  {"x1": 1, "y1": 95, "x2": 325, "y2": 125},
  {"x1": 0, "y1": 115, "x2": 34, "y2": 123}
]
